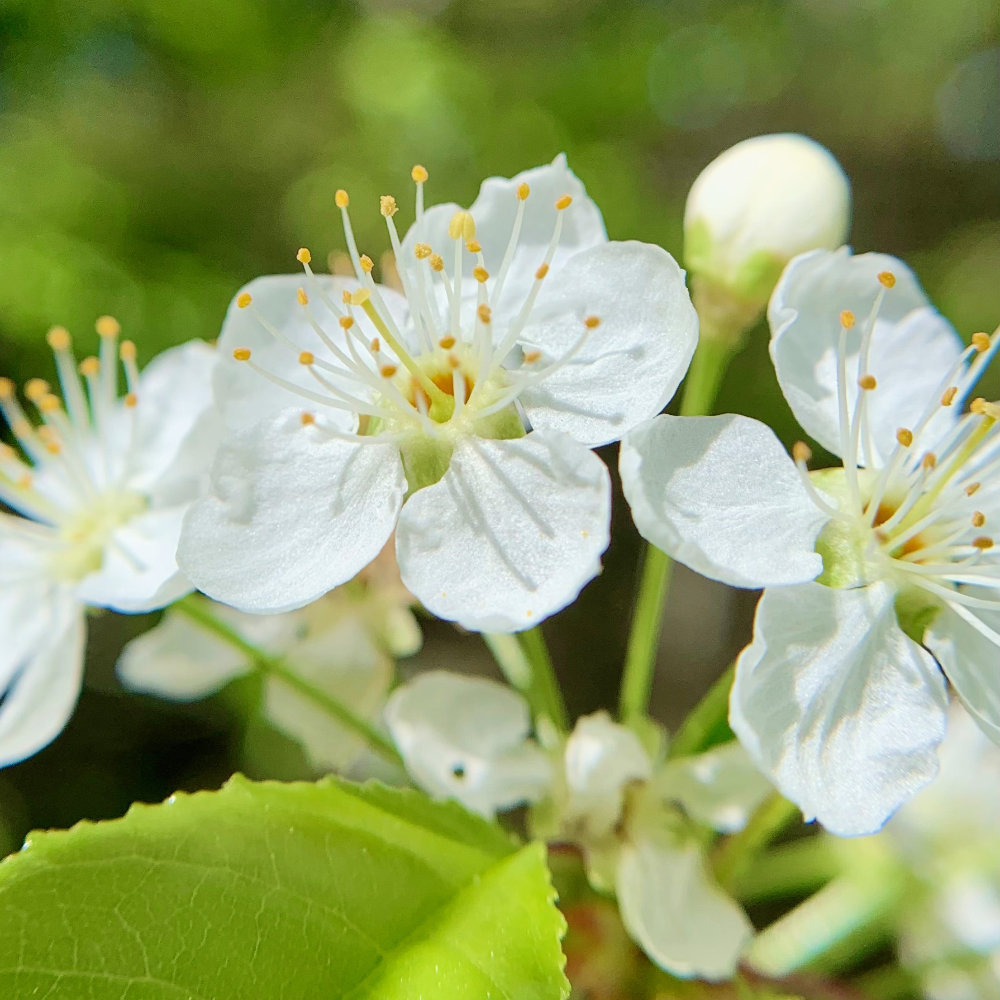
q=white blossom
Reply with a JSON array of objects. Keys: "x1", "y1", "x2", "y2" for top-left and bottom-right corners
[
  {"x1": 0, "y1": 322, "x2": 216, "y2": 765},
  {"x1": 179, "y1": 156, "x2": 698, "y2": 632},
  {"x1": 620, "y1": 247, "x2": 999, "y2": 835}
]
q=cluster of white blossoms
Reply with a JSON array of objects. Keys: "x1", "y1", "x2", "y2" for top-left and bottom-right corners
[
  {"x1": 177, "y1": 155, "x2": 698, "y2": 632},
  {"x1": 385, "y1": 671, "x2": 773, "y2": 980},
  {"x1": 621, "y1": 246, "x2": 1000, "y2": 836}
]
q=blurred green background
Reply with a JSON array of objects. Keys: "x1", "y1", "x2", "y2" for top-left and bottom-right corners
[{"x1": 0, "y1": 0, "x2": 998, "y2": 849}]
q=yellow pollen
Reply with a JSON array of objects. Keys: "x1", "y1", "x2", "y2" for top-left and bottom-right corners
[
  {"x1": 45, "y1": 440, "x2": 61, "y2": 455},
  {"x1": 584, "y1": 315, "x2": 601, "y2": 329},
  {"x1": 439, "y1": 336, "x2": 456, "y2": 349},
  {"x1": 858, "y1": 374, "x2": 877, "y2": 390},
  {"x1": 233, "y1": 348, "x2": 252, "y2": 362},
  {"x1": 236, "y1": 292, "x2": 252, "y2": 309},
  {"x1": 535, "y1": 263, "x2": 550, "y2": 280},
  {"x1": 297, "y1": 287, "x2": 309, "y2": 306},
  {"x1": 341, "y1": 290, "x2": 352, "y2": 304},
  {"x1": 360, "y1": 255, "x2": 374, "y2": 274},
  {"x1": 477, "y1": 304, "x2": 492, "y2": 324},
  {"x1": 941, "y1": 386, "x2": 958, "y2": 406},
  {"x1": 350, "y1": 288, "x2": 371, "y2": 307},
  {"x1": 124, "y1": 392, "x2": 138, "y2": 408},
  {"x1": 466, "y1": 240, "x2": 481, "y2": 254},
  {"x1": 523, "y1": 350, "x2": 542, "y2": 363},
  {"x1": 380, "y1": 195, "x2": 398, "y2": 218},
  {"x1": 966, "y1": 482, "x2": 981, "y2": 497},
  {"x1": 79, "y1": 357, "x2": 100, "y2": 377},
  {"x1": 517, "y1": 182, "x2": 530, "y2": 201},
  {"x1": 46, "y1": 326, "x2": 71, "y2": 351},
  {"x1": 840, "y1": 310, "x2": 855, "y2": 329},
  {"x1": 473, "y1": 266, "x2": 489, "y2": 283},
  {"x1": 335, "y1": 189, "x2": 350, "y2": 208},
  {"x1": 972, "y1": 331, "x2": 991, "y2": 352},
  {"x1": 0, "y1": 377, "x2": 15, "y2": 398},
  {"x1": 973, "y1": 536, "x2": 994, "y2": 550},
  {"x1": 39, "y1": 393, "x2": 61, "y2": 413},
  {"x1": 877, "y1": 271, "x2": 896, "y2": 289},
  {"x1": 447, "y1": 353, "x2": 460, "y2": 369},
  {"x1": 339, "y1": 316, "x2": 355, "y2": 330},
  {"x1": 411, "y1": 165, "x2": 428, "y2": 183},
  {"x1": 429, "y1": 253, "x2": 445, "y2": 272},
  {"x1": 298, "y1": 351, "x2": 314, "y2": 366},
  {"x1": 301, "y1": 412, "x2": 315, "y2": 426},
  {"x1": 414, "y1": 243, "x2": 432, "y2": 259},
  {"x1": 896, "y1": 428, "x2": 914, "y2": 447},
  {"x1": 96, "y1": 315, "x2": 120, "y2": 338},
  {"x1": 25, "y1": 378, "x2": 50, "y2": 401},
  {"x1": 370, "y1": 338, "x2": 380, "y2": 352},
  {"x1": 447, "y1": 210, "x2": 476, "y2": 242},
  {"x1": 792, "y1": 441, "x2": 812, "y2": 464},
  {"x1": 922, "y1": 452, "x2": 938, "y2": 470},
  {"x1": 972, "y1": 511, "x2": 986, "y2": 528},
  {"x1": 380, "y1": 364, "x2": 398, "y2": 378},
  {"x1": 296, "y1": 247, "x2": 312, "y2": 265},
  {"x1": 119, "y1": 340, "x2": 137, "y2": 362},
  {"x1": 555, "y1": 194, "x2": 572, "y2": 210},
  {"x1": 16, "y1": 473, "x2": 32, "y2": 489}
]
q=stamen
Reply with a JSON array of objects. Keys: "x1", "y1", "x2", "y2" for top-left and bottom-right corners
[
  {"x1": 897, "y1": 428, "x2": 914, "y2": 447},
  {"x1": 379, "y1": 195, "x2": 398, "y2": 218},
  {"x1": 555, "y1": 194, "x2": 573, "y2": 211},
  {"x1": 972, "y1": 511, "x2": 986, "y2": 528},
  {"x1": 972, "y1": 331, "x2": 990, "y2": 352},
  {"x1": 941, "y1": 386, "x2": 958, "y2": 406},
  {"x1": 877, "y1": 271, "x2": 896, "y2": 288},
  {"x1": 858, "y1": 374, "x2": 877, "y2": 390},
  {"x1": 792, "y1": 441, "x2": 812, "y2": 464},
  {"x1": 973, "y1": 536, "x2": 994, "y2": 550}
]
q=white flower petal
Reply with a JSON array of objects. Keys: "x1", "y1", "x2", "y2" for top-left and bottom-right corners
[
  {"x1": 925, "y1": 590, "x2": 1000, "y2": 745},
  {"x1": 730, "y1": 581, "x2": 948, "y2": 836},
  {"x1": 518, "y1": 242, "x2": 699, "y2": 447},
  {"x1": 620, "y1": 414, "x2": 826, "y2": 588},
  {"x1": 396, "y1": 431, "x2": 611, "y2": 632},
  {"x1": 384, "y1": 671, "x2": 553, "y2": 817},
  {"x1": 178, "y1": 411, "x2": 406, "y2": 614},
  {"x1": 617, "y1": 838, "x2": 752, "y2": 981},
  {"x1": 76, "y1": 506, "x2": 192, "y2": 613},
  {"x1": 657, "y1": 741, "x2": 774, "y2": 834},
  {"x1": 769, "y1": 248, "x2": 963, "y2": 464},
  {"x1": 0, "y1": 594, "x2": 85, "y2": 767}
]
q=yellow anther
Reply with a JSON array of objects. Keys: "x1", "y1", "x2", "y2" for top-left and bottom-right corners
[
  {"x1": 555, "y1": 194, "x2": 573, "y2": 210},
  {"x1": 379, "y1": 195, "x2": 398, "y2": 218},
  {"x1": 380, "y1": 364, "x2": 398, "y2": 378},
  {"x1": 414, "y1": 243, "x2": 432, "y2": 260},
  {"x1": 792, "y1": 441, "x2": 812, "y2": 464},
  {"x1": 370, "y1": 338, "x2": 381, "y2": 352},
  {"x1": 39, "y1": 394, "x2": 61, "y2": 413},
  {"x1": 972, "y1": 331, "x2": 991, "y2": 352},
  {"x1": 45, "y1": 439, "x2": 61, "y2": 455},
  {"x1": 296, "y1": 247, "x2": 312, "y2": 265},
  {"x1": 477, "y1": 304, "x2": 492, "y2": 324},
  {"x1": 972, "y1": 511, "x2": 986, "y2": 528},
  {"x1": 350, "y1": 288, "x2": 371, "y2": 307},
  {"x1": 24, "y1": 379, "x2": 50, "y2": 401},
  {"x1": 972, "y1": 536, "x2": 994, "y2": 551},
  {"x1": 473, "y1": 266, "x2": 489, "y2": 283},
  {"x1": 341, "y1": 290, "x2": 352, "y2": 304},
  {"x1": 858, "y1": 374, "x2": 877, "y2": 391},
  {"x1": 301, "y1": 411, "x2": 316, "y2": 426},
  {"x1": 429, "y1": 253, "x2": 445, "y2": 272},
  {"x1": 233, "y1": 348, "x2": 252, "y2": 362},
  {"x1": 447, "y1": 353, "x2": 461, "y2": 369},
  {"x1": 46, "y1": 326, "x2": 71, "y2": 351},
  {"x1": 360, "y1": 254, "x2": 374, "y2": 274},
  {"x1": 922, "y1": 452, "x2": 938, "y2": 470},
  {"x1": 896, "y1": 428, "x2": 914, "y2": 447},
  {"x1": 466, "y1": 240, "x2": 481, "y2": 254},
  {"x1": 840, "y1": 310, "x2": 855, "y2": 329},
  {"x1": 941, "y1": 386, "x2": 958, "y2": 406},
  {"x1": 96, "y1": 315, "x2": 120, "y2": 338},
  {"x1": 966, "y1": 482, "x2": 982, "y2": 496},
  {"x1": 236, "y1": 292, "x2": 253, "y2": 309},
  {"x1": 297, "y1": 287, "x2": 309, "y2": 306},
  {"x1": 335, "y1": 189, "x2": 350, "y2": 208},
  {"x1": 877, "y1": 271, "x2": 896, "y2": 289},
  {"x1": 124, "y1": 392, "x2": 138, "y2": 408},
  {"x1": 0, "y1": 377, "x2": 15, "y2": 398},
  {"x1": 79, "y1": 357, "x2": 100, "y2": 377},
  {"x1": 16, "y1": 473, "x2": 32, "y2": 490},
  {"x1": 12, "y1": 419, "x2": 31, "y2": 438},
  {"x1": 119, "y1": 340, "x2": 137, "y2": 362},
  {"x1": 298, "y1": 351, "x2": 315, "y2": 366},
  {"x1": 584, "y1": 315, "x2": 601, "y2": 329},
  {"x1": 447, "y1": 210, "x2": 476, "y2": 242},
  {"x1": 439, "y1": 335, "x2": 456, "y2": 350},
  {"x1": 971, "y1": 397, "x2": 987, "y2": 414},
  {"x1": 535, "y1": 263, "x2": 550, "y2": 281},
  {"x1": 523, "y1": 350, "x2": 542, "y2": 364},
  {"x1": 339, "y1": 316, "x2": 355, "y2": 330},
  {"x1": 411, "y1": 164, "x2": 429, "y2": 183},
  {"x1": 517, "y1": 182, "x2": 530, "y2": 201}
]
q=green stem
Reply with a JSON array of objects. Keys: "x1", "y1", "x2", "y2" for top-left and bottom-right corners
[
  {"x1": 732, "y1": 835, "x2": 843, "y2": 902},
  {"x1": 518, "y1": 626, "x2": 569, "y2": 733},
  {"x1": 667, "y1": 662, "x2": 734, "y2": 758},
  {"x1": 713, "y1": 792, "x2": 799, "y2": 891},
  {"x1": 173, "y1": 595, "x2": 404, "y2": 768},
  {"x1": 617, "y1": 334, "x2": 737, "y2": 729}
]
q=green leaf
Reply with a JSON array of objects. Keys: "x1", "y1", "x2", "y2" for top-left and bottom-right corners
[{"x1": 0, "y1": 775, "x2": 569, "y2": 999}]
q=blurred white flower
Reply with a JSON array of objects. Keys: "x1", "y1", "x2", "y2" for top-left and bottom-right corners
[
  {"x1": 119, "y1": 570, "x2": 419, "y2": 773},
  {"x1": 0, "y1": 322, "x2": 216, "y2": 765},
  {"x1": 179, "y1": 155, "x2": 698, "y2": 632},
  {"x1": 621, "y1": 248, "x2": 1000, "y2": 836},
  {"x1": 684, "y1": 133, "x2": 850, "y2": 316}
]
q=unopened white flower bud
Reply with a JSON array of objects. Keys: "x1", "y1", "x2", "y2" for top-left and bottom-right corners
[{"x1": 684, "y1": 134, "x2": 851, "y2": 321}]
